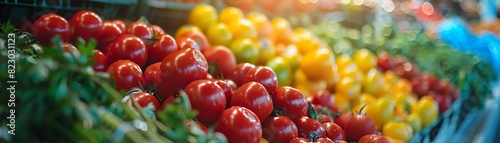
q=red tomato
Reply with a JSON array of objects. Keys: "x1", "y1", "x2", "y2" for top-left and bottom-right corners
[
  {"x1": 157, "y1": 47, "x2": 208, "y2": 100},
  {"x1": 111, "y1": 20, "x2": 126, "y2": 31},
  {"x1": 130, "y1": 92, "x2": 161, "y2": 113},
  {"x1": 177, "y1": 31, "x2": 210, "y2": 52},
  {"x1": 33, "y1": 13, "x2": 70, "y2": 45},
  {"x1": 186, "y1": 120, "x2": 209, "y2": 133},
  {"x1": 107, "y1": 60, "x2": 145, "y2": 91},
  {"x1": 150, "y1": 24, "x2": 165, "y2": 36},
  {"x1": 97, "y1": 21, "x2": 123, "y2": 50},
  {"x1": 295, "y1": 116, "x2": 326, "y2": 138},
  {"x1": 231, "y1": 82, "x2": 273, "y2": 121},
  {"x1": 262, "y1": 116, "x2": 298, "y2": 143},
  {"x1": 289, "y1": 137, "x2": 335, "y2": 143},
  {"x1": 212, "y1": 80, "x2": 234, "y2": 108},
  {"x1": 343, "y1": 110, "x2": 378, "y2": 142},
  {"x1": 376, "y1": 52, "x2": 393, "y2": 72},
  {"x1": 429, "y1": 92, "x2": 451, "y2": 113},
  {"x1": 91, "y1": 49, "x2": 108, "y2": 72},
  {"x1": 322, "y1": 122, "x2": 346, "y2": 141},
  {"x1": 184, "y1": 80, "x2": 226, "y2": 124},
  {"x1": 228, "y1": 63, "x2": 256, "y2": 86},
  {"x1": 144, "y1": 62, "x2": 162, "y2": 87},
  {"x1": 53, "y1": 43, "x2": 79, "y2": 54},
  {"x1": 69, "y1": 10, "x2": 103, "y2": 42},
  {"x1": 176, "y1": 37, "x2": 201, "y2": 51},
  {"x1": 310, "y1": 91, "x2": 339, "y2": 113},
  {"x1": 317, "y1": 114, "x2": 334, "y2": 124},
  {"x1": 125, "y1": 21, "x2": 152, "y2": 41},
  {"x1": 272, "y1": 86, "x2": 308, "y2": 121},
  {"x1": 393, "y1": 57, "x2": 420, "y2": 79},
  {"x1": 334, "y1": 112, "x2": 353, "y2": 130},
  {"x1": 147, "y1": 34, "x2": 178, "y2": 64},
  {"x1": 243, "y1": 66, "x2": 279, "y2": 94},
  {"x1": 215, "y1": 106, "x2": 262, "y2": 143},
  {"x1": 202, "y1": 45, "x2": 237, "y2": 79},
  {"x1": 106, "y1": 34, "x2": 148, "y2": 68},
  {"x1": 160, "y1": 95, "x2": 176, "y2": 110},
  {"x1": 411, "y1": 76, "x2": 430, "y2": 98},
  {"x1": 358, "y1": 134, "x2": 390, "y2": 143}
]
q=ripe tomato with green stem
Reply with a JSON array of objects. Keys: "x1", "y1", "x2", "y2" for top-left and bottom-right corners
[
  {"x1": 33, "y1": 13, "x2": 71, "y2": 45},
  {"x1": 343, "y1": 105, "x2": 378, "y2": 142},
  {"x1": 146, "y1": 34, "x2": 178, "y2": 64},
  {"x1": 184, "y1": 79, "x2": 226, "y2": 124},
  {"x1": 231, "y1": 82, "x2": 273, "y2": 122},
  {"x1": 215, "y1": 106, "x2": 262, "y2": 143},
  {"x1": 157, "y1": 47, "x2": 208, "y2": 100}
]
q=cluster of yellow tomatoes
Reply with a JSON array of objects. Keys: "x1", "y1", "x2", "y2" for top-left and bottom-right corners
[{"x1": 183, "y1": 4, "x2": 440, "y2": 143}]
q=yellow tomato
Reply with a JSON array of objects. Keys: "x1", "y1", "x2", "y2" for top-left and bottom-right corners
[
  {"x1": 384, "y1": 70, "x2": 399, "y2": 86},
  {"x1": 300, "y1": 48, "x2": 336, "y2": 81},
  {"x1": 227, "y1": 19, "x2": 257, "y2": 39},
  {"x1": 353, "y1": 49, "x2": 377, "y2": 72},
  {"x1": 260, "y1": 138, "x2": 269, "y2": 143},
  {"x1": 281, "y1": 44, "x2": 302, "y2": 70},
  {"x1": 257, "y1": 39, "x2": 276, "y2": 66},
  {"x1": 353, "y1": 93, "x2": 377, "y2": 107},
  {"x1": 362, "y1": 68, "x2": 385, "y2": 95},
  {"x1": 336, "y1": 54, "x2": 353, "y2": 69},
  {"x1": 188, "y1": 4, "x2": 217, "y2": 31},
  {"x1": 294, "y1": 35, "x2": 320, "y2": 55},
  {"x1": 246, "y1": 12, "x2": 274, "y2": 40},
  {"x1": 219, "y1": 7, "x2": 244, "y2": 24},
  {"x1": 293, "y1": 69, "x2": 327, "y2": 95},
  {"x1": 393, "y1": 104, "x2": 408, "y2": 119},
  {"x1": 412, "y1": 96, "x2": 439, "y2": 127},
  {"x1": 394, "y1": 79, "x2": 412, "y2": 93},
  {"x1": 392, "y1": 91, "x2": 410, "y2": 105},
  {"x1": 206, "y1": 23, "x2": 233, "y2": 46},
  {"x1": 271, "y1": 17, "x2": 293, "y2": 45},
  {"x1": 175, "y1": 25, "x2": 202, "y2": 38},
  {"x1": 406, "y1": 113, "x2": 422, "y2": 132},
  {"x1": 385, "y1": 136, "x2": 405, "y2": 143},
  {"x1": 335, "y1": 77, "x2": 361, "y2": 100},
  {"x1": 338, "y1": 62, "x2": 363, "y2": 82},
  {"x1": 373, "y1": 82, "x2": 393, "y2": 98},
  {"x1": 382, "y1": 121, "x2": 414, "y2": 142},
  {"x1": 333, "y1": 94, "x2": 352, "y2": 112},
  {"x1": 229, "y1": 38, "x2": 260, "y2": 64},
  {"x1": 371, "y1": 97, "x2": 395, "y2": 128}
]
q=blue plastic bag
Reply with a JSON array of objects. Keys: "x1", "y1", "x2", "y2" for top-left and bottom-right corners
[{"x1": 436, "y1": 17, "x2": 500, "y2": 70}]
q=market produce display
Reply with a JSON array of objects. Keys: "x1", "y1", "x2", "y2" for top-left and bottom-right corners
[{"x1": 1, "y1": 1, "x2": 499, "y2": 143}]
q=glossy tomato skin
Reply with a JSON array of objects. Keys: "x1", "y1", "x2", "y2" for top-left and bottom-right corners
[
  {"x1": 131, "y1": 92, "x2": 161, "y2": 113},
  {"x1": 317, "y1": 114, "x2": 334, "y2": 124},
  {"x1": 97, "y1": 21, "x2": 123, "y2": 50},
  {"x1": 184, "y1": 80, "x2": 226, "y2": 124},
  {"x1": 107, "y1": 60, "x2": 145, "y2": 91},
  {"x1": 288, "y1": 137, "x2": 334, "y2": 143},
  {"x1": 310, "y1": 91, "x2": 338, "y2": 113},
  {"x1": 212, "y1": 80, "x2": 234, "y2": 108},
  {"x1": 160, "y1": 96, "x2": 176, "y2": 110},
  {"x1": 69, "y1": 10, "x2": 103, "y2": 42},
  {"x1": 33, "y1": 13, "x2": 71, "y2": 45},
  {"x1": 243, "y1": 66, "x2": 279, "y2": 94},
  {"x1": 231, "y1": 82, "x2": 273, "y2": 122},
  {"x1": 147, "y1": 34, "x2": 178, "y2": 64},
  {"x1": 144, "y1": 62, "x2": 162, "y2": 87},
  {"x1": 202, "y1": 45, "x2": 237, "y2": 79},
  {"x1": 125, "y1": 21, "x2": 152, "y2": 40},
  {"x1": 150, "y1": 24, "x2": 165, "y2": 35},
  {"x1": 228, "y1": 63, "x2": 256, "y2": 86},
  {"x1": 91, "y1": 49, "x2": 108, "y2": 72},
  {"x1": 106, "y1": 34, "x2": 148, "y2": 68},
  {"x1": 295, "y1": 117, "x2": 326, "y2": 138},
  {"x1": 343, "y1": 113, "x2": 378, "y2": 142},
  {"x1": 262, "y1": 116, "x2": 298, "y2": 143},
  {"x1": 177, "y1": 31, "x2": 210, "y2": 52},
  {"x1": 56, "y1": 43, "x2": 79, "y2": 54},
  {"x1": 176, "y1": 36, "x2": 201, "y2": 51},
  {"x1": 334, "y1": 112, "x2": 353, "y2": 129},
  {"x1": 358, "y1": 134, "x2": 390, "y2": 143},
  {"x1": 157, "y1": 47, "x2": 208, "y2": 100},
  {"x1": 322, "y1": 122, "x2": 346, "y2": 141},
  {"x1": 111, "y1": 20, "x2": 126, "y2": 31},
  {"x1": 272, "y1": 86, "x2": 308, "y2": 121},
  {"x1": 215, "y1": 106, "x2": 262, "y2": 143}
]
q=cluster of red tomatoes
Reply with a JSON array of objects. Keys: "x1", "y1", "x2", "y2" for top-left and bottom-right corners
[
  {"x1": 377, "y1": 52, "x2": 460, "y2": 113},
  {"x1": 30, "y1": 10, "x2": 394, "y2": 143}
]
